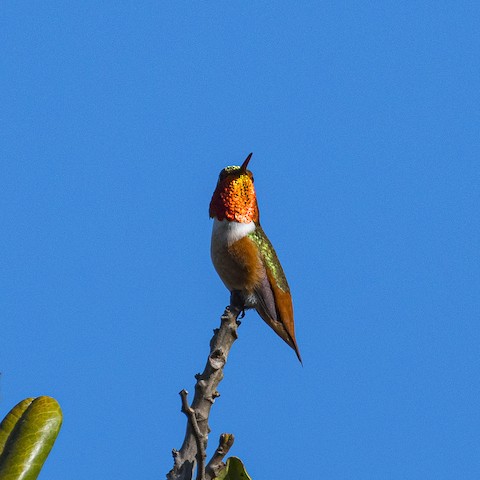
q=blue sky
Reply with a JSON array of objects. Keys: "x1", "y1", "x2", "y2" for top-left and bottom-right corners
[{"x1": 1, "y1": 2, "x2": 479, "y2": 479}]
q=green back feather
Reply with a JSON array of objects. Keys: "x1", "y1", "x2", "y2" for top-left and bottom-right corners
[{"x1": 248, "y1": 226, "x2": 290, "y2": 293}]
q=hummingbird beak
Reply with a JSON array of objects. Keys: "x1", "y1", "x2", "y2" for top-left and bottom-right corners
[{"x1": 240, "y1": 152, "x2": 253, "y2": 172}]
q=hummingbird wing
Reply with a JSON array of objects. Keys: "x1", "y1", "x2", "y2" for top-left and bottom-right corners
[{"x1": 248, "y1": 226, "x2": 302, "y2": 363}]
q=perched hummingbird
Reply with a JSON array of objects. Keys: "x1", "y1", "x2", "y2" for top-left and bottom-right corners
[{"x1": 209, "y1": 153, "x2": 302, "y2": 363}]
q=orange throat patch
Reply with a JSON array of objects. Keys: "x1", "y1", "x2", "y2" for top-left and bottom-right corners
[{"x1": 209, "y1": 174, "x2": 259, "y2": 223}]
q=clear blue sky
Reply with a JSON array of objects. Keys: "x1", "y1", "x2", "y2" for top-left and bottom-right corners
[{"x1": 1, "y1": 2, "x2": 479, "y2": 479}]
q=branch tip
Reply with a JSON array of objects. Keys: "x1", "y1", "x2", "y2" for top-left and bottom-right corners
[{"x1": 205, "y1": 433, "x2": 235, "y2": 480}]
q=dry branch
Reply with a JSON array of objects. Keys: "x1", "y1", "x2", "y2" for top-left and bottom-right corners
[{"x1": 167, "y1": 303, "x2": 242, "y2": 480}]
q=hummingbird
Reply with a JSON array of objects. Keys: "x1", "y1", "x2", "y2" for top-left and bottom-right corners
[{"x1": 209, "y1": 153, "x2": 302, "y2": 363}]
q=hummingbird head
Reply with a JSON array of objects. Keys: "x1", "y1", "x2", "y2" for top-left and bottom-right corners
[{"x1": 209, "y1": 153, "x2": 259, "y2": 223}]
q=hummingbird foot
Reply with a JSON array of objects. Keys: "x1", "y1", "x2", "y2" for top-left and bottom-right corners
[
  {"x1": 229, "y1": 289, "x2": 245, "y2": 310},
  {"x1": 229, "y1": 290, "x2": 247, "y2": 323}
]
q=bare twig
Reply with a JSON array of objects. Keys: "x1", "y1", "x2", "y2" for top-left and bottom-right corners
[
  {"x1": 205, "y1": 434, "x2": 235, "y2": 480},
  {"x1": 179, "y1": 390, "x2": 206, "y2": 480},
  {"x1": 167, "y1": 304, "x2": 242, "y2": 480}
]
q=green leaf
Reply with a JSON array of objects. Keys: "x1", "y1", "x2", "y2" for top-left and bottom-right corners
[
  {"x1": 215, "y1": 456, "x2": 252, "y2": 480},
  {"x1": 0, "y1": 398, "x2": 35, "y2": 457},
  {"x1": 0, "y1": 396, "x2": 63, "y2": 480}
]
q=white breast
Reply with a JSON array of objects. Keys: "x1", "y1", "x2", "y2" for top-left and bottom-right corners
[{"x1": 211, "y1": 218, "x2": 256, "y2": 247}]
